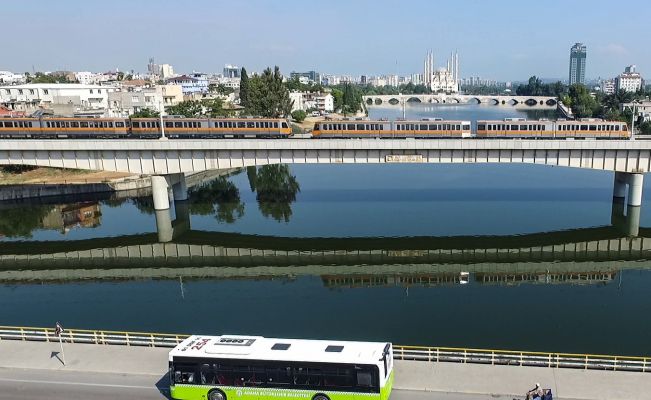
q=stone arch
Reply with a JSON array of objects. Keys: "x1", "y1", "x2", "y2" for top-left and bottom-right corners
[
  {"x1": 406, "y1": 97, "x2": 422, "y2": 103},
  {"x1": 546, "y1": 98, "x2": 557, "y2": 106},
  {"x1": 467, "y1": 98, "x2": 481, "y2": 105},
  {"x1": 388, "y1": 98, "x2": 400, "y2": 105},
  {"x1": 366, "y1": 98, "x2": 373, "y2": 105},
  {"x1": 374, "y1": 98, "x2": 383, "y2": 105},
  {"x1": 525, "y1": 98, "x2": 538, "y2": 106}
]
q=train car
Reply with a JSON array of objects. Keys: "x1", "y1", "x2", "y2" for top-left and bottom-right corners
[
  {"x1": 554, "y1": 119, "x2": 628, "y2": 139},
  {"x1": 476, "y1": 118, "x2": 555, "y2": 138},
  {"x1": 393, "y1": 119, "x2": 471, "y2": 138},
  {"x1": 208, "y1": 117, "x2": 291, "y2": 138},
  {"x1": 477, "y1": 118, "x2": 629, "y2": 139},
  {"x1": 0, "y1": 117, "x2": 130, "y2": 138},
  {"x1": 131, "y1": 117, "x2": 291, "y2": 139},
  {"x1": 313, "y1": 118, "x2": 471, "y2": 138},
  {"x1": 0, "y1": 117, "x2": 39, "y2": 138},
  {"x1": 312, "y1": 119, "x2": 392, "y2": 138}
]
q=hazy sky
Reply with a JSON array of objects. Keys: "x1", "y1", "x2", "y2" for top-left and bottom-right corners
[{"x1": 3, "y1": 0, "x2": 649, "y2": 81}]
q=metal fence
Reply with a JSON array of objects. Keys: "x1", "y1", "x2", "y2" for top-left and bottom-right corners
[
  {"x1": 1, "y1": 326, "x2": 649, "y2": 373},
  {"x1": 393, "y1": 345, "x2": 650, "y2": 373}
]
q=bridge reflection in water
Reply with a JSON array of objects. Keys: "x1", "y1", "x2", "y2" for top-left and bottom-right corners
[{"x1": 0, "y1": 195, "x2": 648, "y2": 288}]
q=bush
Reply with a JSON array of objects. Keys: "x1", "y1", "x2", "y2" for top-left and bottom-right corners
[
  {"x1": 0, "y1": 165, "x2": 37, "y2": 174},
  {"x1": 291, "y1": 110, "x2": 307, "y2": 123}
]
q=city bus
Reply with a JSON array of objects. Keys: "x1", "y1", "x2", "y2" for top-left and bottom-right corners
[{"x1": 169, "y1": 335, "x2": 394, "y2": 400}]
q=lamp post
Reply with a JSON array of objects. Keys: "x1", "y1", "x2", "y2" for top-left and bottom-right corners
[{"x1": 159, "y1": 98, "x2": 167, "y2": 140}]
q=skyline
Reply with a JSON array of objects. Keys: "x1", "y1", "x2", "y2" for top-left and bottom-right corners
[{"x1": 1, "y1": 0, "x2": 650, "y2": 81}]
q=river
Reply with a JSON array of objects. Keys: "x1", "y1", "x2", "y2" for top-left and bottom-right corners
[{"x1": 1, "y1": 104, "x2": 650, "y2": 357}]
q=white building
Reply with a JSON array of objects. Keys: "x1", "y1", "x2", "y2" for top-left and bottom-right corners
[
  {"x1": 107, "y1": 85, "x2": 183, "y2": 117},
  {"x1": 424, "y1": 50, "x2": 459, "y2": 93},
  {"x1": 0, "y1": 71, "x2": 26, "y2": 84},
  {"x1": 159, "y1": 64, "x2": 175, "y2": 80},
  {"x1": 314, "y1": 93, "x2": 334, "y2": 112},
  {"x1": 289, "y1": 92, "x2": 305, "y2": 112},
  {"x1": 600, "y1": 79, "x2": 616, "y2": 95},
  {"x1": 622, "y1": 100, "x2": 651, "y2": 122},
  {"x1": 74, "y1": 71, "x2": 104, "y2": 85},
  {"x1": 0, "y1": 83, "x2": 113, "y2": 115},
  {"x1": 616, "y1": 65, "x2": 644, "y2": 93}
]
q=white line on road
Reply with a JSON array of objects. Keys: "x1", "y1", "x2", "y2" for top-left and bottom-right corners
[{"x1": 0, "y1": 377, "x2": 168, "y2": 391}]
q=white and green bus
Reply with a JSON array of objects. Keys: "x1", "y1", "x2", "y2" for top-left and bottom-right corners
[{"x1": 169, "y1": 335, "x2": 394, "y2": 400}]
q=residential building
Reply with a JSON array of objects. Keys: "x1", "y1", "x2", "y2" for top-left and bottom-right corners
[
  {"x1": 600, "y1": 79, "x2": 616, "y2": 95},
  {"x1": 616, "y1": 65, "x2": 644, "y2": 93},
  {"x1": 314, "y1": 93, "x2": 334, "y2": 113},
  {"x1": 223, "y1": 65, "x2": 240, "y2": 78},
  {"x1": 621, "y1": 100, "x2": 651, "y2": 122},
  {"x1": 0, "y1": 71, "x2": 26, "y2": 84},
  {"x1": 159, "y1": 64, "x2": 175, "y2": 80},
  {"x1": 290, "y1": 71, "x2": 320, "y2": 84},
  {"x1": 165, "y1": 74, "x2": 208, "y2": 95},
  {"x1": 569, "y1": 43, "x2": 587, "y2": 85},
  {"x1": 0, "y1": 83, "x2": 112, "y2": 115},
  {"x1": 107, "y1": 84, "x2": 183, "y2": 117}
]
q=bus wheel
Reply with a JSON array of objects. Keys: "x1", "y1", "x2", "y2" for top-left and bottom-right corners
[
  {"x1": 313, "y1": 394, "x2": 329, "y2": 400},
  {"x1": 208, "y1": 389, "x2": 227, "y2": 400}
]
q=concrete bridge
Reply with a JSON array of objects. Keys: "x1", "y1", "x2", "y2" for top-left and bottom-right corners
[
  {"x1": 1, "y1": 138, "x2": 649, "y2": 212},
  {"x1": 363, "y1": 94, "x2": 558, "y2": 107}
]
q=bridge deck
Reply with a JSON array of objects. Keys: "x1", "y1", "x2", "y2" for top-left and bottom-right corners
[{"x1": 0, "y1": 340, "x2": 648, "y2": 400}]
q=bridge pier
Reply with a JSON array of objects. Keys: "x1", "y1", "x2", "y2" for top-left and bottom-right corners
[
  {"x1": 611, "y1": 172, "x2": 644, "y2": 237},
  {"x1": 151, "y1": 174, "x2": 188, "y2": 211}
]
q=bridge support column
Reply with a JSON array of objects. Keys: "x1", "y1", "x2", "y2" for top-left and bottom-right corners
[
  {"x1": 627, "y1": 173, "x2": 644, "y2": 207},
  {"x1": 151, "y1": 175, "x2": 171, "y2": 211},
  {"x1": 613, "y1": 172, "x2": 627, "y2": 201},
  {"x1": 171, "y1": 173, "x2": 188, "y2": 202}
]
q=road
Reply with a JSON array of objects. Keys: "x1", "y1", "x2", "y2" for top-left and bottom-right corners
[{"x1": 0, "y1": 368, "x2": 522, "y2": 400}]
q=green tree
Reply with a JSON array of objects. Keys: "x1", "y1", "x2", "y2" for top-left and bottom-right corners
[
  {"x1": 165, "y1": 100, "x2": 205, "y2": 117},
  {"x1": 130, "y1": 108, "x2": 160, "y2": 118},
  {"x1": 291, "y1": 110, "x2": 307, "y2": 122},
  {"x1": 189, "y1": 177, "x2": 244, "y2": 223},
  {"x1": 246, "y1": 66, "x2": 293, "y2": 117},
  {"x1": 564, "y1": 84, "x2": 599, "y2": 118},
  {"x1": 0, "y1": 205, "x2": 53, "y2": 238},
  {"x1": 239, "y1": 67, "x2": 250, "y2": 109}
]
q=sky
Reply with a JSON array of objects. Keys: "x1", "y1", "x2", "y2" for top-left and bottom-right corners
[{"x1": 2, "y1": 0, "x2": 649, "y2": 82}]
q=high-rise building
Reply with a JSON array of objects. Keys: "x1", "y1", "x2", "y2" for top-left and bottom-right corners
[
  {"x1": 616, "y1": 65, "x2": 644, "y2": 92},
  {"x1": 223, "y1": 65, "x2": 240, "y2": 78},
  {"x1": 290, "y1": 71, "x2": 321, "y2": 84},
  {"x1": 569, "y1": 43, "x2": 587, "y2": 85}
]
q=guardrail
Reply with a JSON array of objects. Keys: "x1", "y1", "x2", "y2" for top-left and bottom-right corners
[
  {"x1": 1, "y1": 326, "x2": 649, "y2": 372},
  {"x1": 393, "y1": 345, "x2": 650, "y2": 373},
  {"x1": 0, "y1": 326, "x2": 184, "y2": 348}
]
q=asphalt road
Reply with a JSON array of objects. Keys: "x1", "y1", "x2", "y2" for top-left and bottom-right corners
[{"x1": 0, "y1": 368, "x2": 518, "y2": 400}]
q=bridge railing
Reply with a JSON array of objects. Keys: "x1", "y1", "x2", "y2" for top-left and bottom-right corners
[
  {"x1": 1, "y1": 326, "x2": 648, "y2": 373},
  {"x1": 393, "y1": 345, "x2": 650, "y2": 373},
  {"x1": 0, "y1": 325, "x2": 184, "y2": 348}
]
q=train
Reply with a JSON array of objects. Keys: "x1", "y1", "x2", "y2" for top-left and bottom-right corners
[
  {"x1": 0, "y1": 116, "x2": 292, "y2": 139},
  {"x1": 313, "y1": 117, "x2": 629, "y2": 139},
  {"x1": 0, "y1": 116, "x2": 629, "y2": 139}
]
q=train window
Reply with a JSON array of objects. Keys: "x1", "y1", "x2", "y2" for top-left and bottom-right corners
[
  {"x1": 173, "y1": 122, "x2": 181, "y2": 128},
  {"x1": 589, "y1": 125, "x2": 597, "y2": 131},
  {"x1": 274, "y1": 122, "x2": 278, "y2": 128},
  {"x1": 580, "y1": 125, "x2": 588, "y2": 130},
  {"x1": 615, "y1": 125, "x2": 620, "y2": 131},
  {"x1": 510, "y1": 124, "x2": 517, "y2": 130},
  {"x1": 4, "y1": 121, "x2": 12, "y2": 128},
  {"x1": 396, "y1": 124, "x2": 401, "y2": 131},
  {"x1": 455, "y1": 125, "x2": 460, "y2": 130},
  {"x1": 357, "y1": 124, "x2": 365, "y2": 130},
  {"x1": 623, "y1": 125, "x2": 627, "y2": 131},
  {"x1": 28, "y1": 121, "x2": 33, "y2": 127},
  {"x1": 247, "y1": 122, "x2": 255, "y2": 128},
  {"x1": 80, "y1": 122, "x2": 89, "y2": 128},
  {"x1": 235, "y1": 122, "x2": 243, "y2": 128},
  {"x1": 323, "y1": 124, "x2": 328, "y2": 131},
  {"x1": 346, "y1": 124, "x2": 354, "y2": 130},
  {"x1": 463, "y1": 124, "x2": 470, "y2": 130},
  {"x1": 70, "y1": 122, "x2": 78, "y2": 128},
  {"x1": 116, "y1": 122, "x2": 125, "y2": 128},
  {"x1": 379, "y1": 124, "x2": 384, "y2": 130},
  {"x1": 478, "y1": 124, "x2": 485, "y2": 130},
  {"x1": 520, "y1": 125, "x2": 527, "y2": 130},
  {"x1": 165, "y1": 122, "x2": 173, "y2": 128},
  {"x1": 419, "y1": 124, "x2": 427, "y2": 130},
  {"x1": 65, "y1": 122, "x2": 71, "y2": 128},
  {"x1": 487, "y1": 125, "x2": 492, "y2": 131}
]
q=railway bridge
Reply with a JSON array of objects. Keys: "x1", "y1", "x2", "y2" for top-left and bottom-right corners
[
  {"x1": 0, "y1": 138, "x2": 648, "y2": 214},
  {"x1": 363, "y1": 94, "x2": 557, "y2": 107}
]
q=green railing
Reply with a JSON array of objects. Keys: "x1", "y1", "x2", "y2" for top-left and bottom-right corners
[{"x1": 1, "y1": 325, "x2": 648, "y2": 372}]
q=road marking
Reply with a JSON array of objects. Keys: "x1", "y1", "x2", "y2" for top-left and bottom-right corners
[{"x1": 0, "y1": 377, "x2": 168, "y2": 391}]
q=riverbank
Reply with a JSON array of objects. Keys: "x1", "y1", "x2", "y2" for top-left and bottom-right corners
[
  {"x1": 0, "y1": 167, "x2": 135, "y2": 185},
  {"x1": 0, "y1": 340, "x2": 648, "y2": 399}
]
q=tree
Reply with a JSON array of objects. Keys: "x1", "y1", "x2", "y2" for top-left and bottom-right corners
[
  {"x1": 246, "y1": 66, "x2": 293, "y2": 117},
  {"x1": 189, "y1": 177, "x2": 244, "y2": 223},
  {"x1": 239, "y1": 67, "x2": 250, "y2": 109},
  {"x1": 564, "y1": 84, "x2": 599, "y2": 118},
  {"x1": 130, "y1": 108, "x2": 160, "y2": 118},
  {"x1": 0, "y1": 205, "x2": 53, "y2": 238},
  {"x1": 291, "y1": 110, "x2": 307, "y2": 122},
  {"x1": 165, "y1": 100, "x2": 205, "y2": 117}
]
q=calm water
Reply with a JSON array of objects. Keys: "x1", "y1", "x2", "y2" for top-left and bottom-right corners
[{"x1": 1, "y1": 104, "x2": 651, "y2": 356}]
